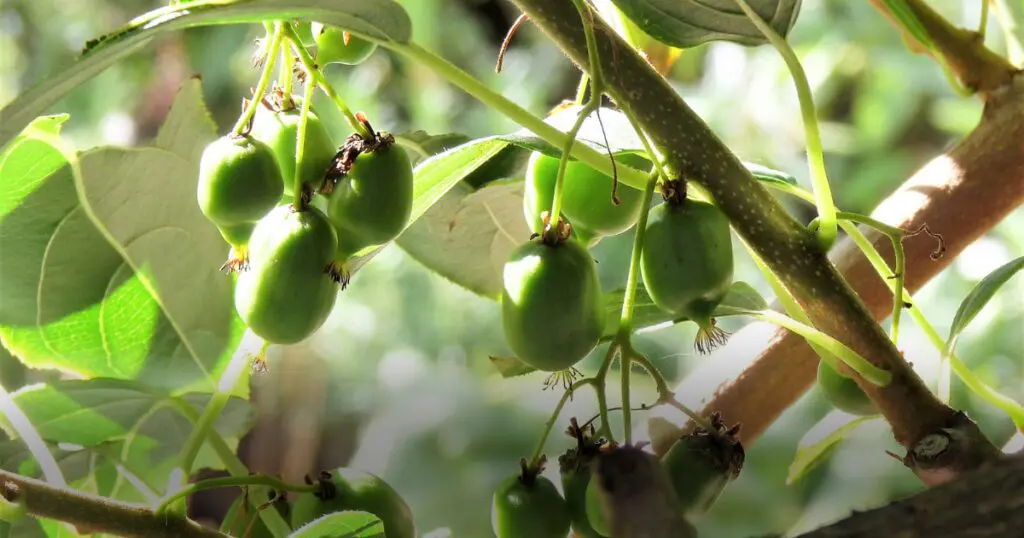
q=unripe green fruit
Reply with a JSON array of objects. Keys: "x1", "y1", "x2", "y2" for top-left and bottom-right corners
[
  {"x1": 312, "y1": 23, "x2": 377, "y2": 66},
  {"x1": 584, "y1": 476, "x2": 611, "y2": 537},
  {"x1": 500, "y1": 238, "x2": 605, "y2": 371},
  {"x1": 326, "y1": 141, "x2": 414, "y2": 259},
  {"x1": 290, "y1": 468, "x2": 415, "y2": 538},
  {"x1": 250, "y1": 104, "x2": 337, "y2": 197},
  {"x1": 216, "y1": 222, "x2": 255, "y2": 250},
  {"x1": 661, "y1": 418, "x2": 744, "y2": 521},
  {"x1": 524, "y1": 152, "x2": 648, "y2": 238},
  {"x1": 559, "y1": 430, "x2": 604, "y2": 538},
  {"x1": 640, "y1": 198, "x2": 734, "y2": 353},
  {"x1": 234, "y1": 204, "x2": 338, "y2": 344},
  {"x1": 817, "y1": 361, "x2": 878, "y2": 416},
  {"x1": 491, "y1": 472, "x2": 571, "y2": 538},
  {"x1": 197, "y1": 134, "x2": 284, "y2": 237}
]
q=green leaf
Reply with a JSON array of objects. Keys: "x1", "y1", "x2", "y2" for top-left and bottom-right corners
[
  {"x1": 0, "y1": 79, "x2": 246, "y2": 394},
  {"x1": 0, "y1": 379, "x2": 254, "y2": 505},
  {"x1": 0, "y1": 0, "x2": 413, "y2": 148},
  {"x1": 289, "y1": 510, "x2": 385, "y2": 538},
  {"x1": 394, "y1": 130, "x2": 472, "y2": 167},
  {"x1": 489, "y1": 355, "x2": 538, "y2": 378},
  {"x1": 610, "y1": 281, "x2": 768, "y2": 338},
  {"x1": 944, "y1": 256, "x2": 1024, "y2": 359},
  {"x1": 742, "y1": 162, "x2": 797, "y2": 186},
  {"x1": 609, "y1": 0, "x2": 802, "y2": 49},
  {"x1": 786, "y1": 412, "x2": 879, "y2": 485},
  {"x1": 398, "y1": 179, "x2": 531, "y2": 298}
]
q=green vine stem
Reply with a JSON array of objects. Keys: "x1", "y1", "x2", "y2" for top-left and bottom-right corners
[
  {"x1": 529, "y1": 378, "x2": 594, "y2": 463},
  {"x1": 762, "y1": 177, "x2": 1024, "y2": 431},
  {"x1": 155, "y1": 475, "x2": 316, "y2": 515},
  {"x1": 293, "y1": 73, "x2": 316, "y2": 207},
  {"x1": 0, "y1": 383, "x2": 66, "y2": 487},
  {"x1": 841, "y1": 223, "x2": 1024, "y2": 430},
  {"x1": 232, "y1": 23, "x2": 283, "y2": 135},
  {"x1": 170, "y1": 391, "x2": 292, "y2": 537},
  {"x1": 733, "y1": 0, "x2": 838, "y2": 250},
  {"x1": 744, "y1": 241, "x2": 842, "y2": 371},
  {"x1": 169, "y1": 337, "x2": 267, "y2": 517},
  {"x1": 979, "y1": 0, "x2": 990, "y2": 40},
  {"x1": 592, "y1": 344, "x2": 620, "y2": 442},
  {"x1": 282, "y1": 25, "x2": 371, "y2": 140},
  {"x1": 386, "y1": 42, "x2": 651, "y2": 191},
  {"x1": 808, "y1": 211, "x2": 910, "y2": 344},
  {"x1": 746, "y1": 309, "x2": 892, "y2": 386},
  {"x1": 548, "y1": 0, "x2": 604, "y2": 235}
]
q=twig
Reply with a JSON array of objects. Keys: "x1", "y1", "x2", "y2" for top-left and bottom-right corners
[{"x1": 0, "y1": 470, "x2": 224, "y2": 538}]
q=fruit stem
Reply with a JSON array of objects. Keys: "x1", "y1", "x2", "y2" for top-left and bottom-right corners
[
  {"x1": 574, "y1": 73, "x2": 589, "y2": 105},
  {"x1": 293, "y1": 70, "x2": 317, "y2": 208},
  {"x1": 548, "y1": 0, "x2": 605, "y2": 240},
  {"x1": 549, "y1": 98, "x2": 599, "y2": 239},
  {"x1": 232, "y1": 23, "x2": 284, "y2": 136},
  {"x1": 530, "y1": 378, "x2": 594, "y2": 463},
  {"x1": 733, "y1": 0, "x2": 838, "y2": 251},
  {"x1": 282, "y1": 25, "x2": 372, "y2": 140},
  {"x1": 628, "y1": 350, "x2": 717, "y2": 433},
  {"x1": 617, "y1": 172, "x2": 659, "y2": 332},
  {"x1": 154, "y1": 475, "x2": 315, "y2": 515},
  {"x1": 280, "y1": 41, "x2": 296, "y2": 104},
  {"x1": 592, "y1": 344, "x2": 620, "y2": 442}
]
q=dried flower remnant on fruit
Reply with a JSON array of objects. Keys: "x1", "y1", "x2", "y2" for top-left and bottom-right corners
[{"x1": 320, "y1": 115, "x2": 393, "y2": 195}]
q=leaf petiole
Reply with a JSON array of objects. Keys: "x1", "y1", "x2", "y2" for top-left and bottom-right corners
[{"x1": 733, "y1": 0, "x2": 837, "y2": 250}]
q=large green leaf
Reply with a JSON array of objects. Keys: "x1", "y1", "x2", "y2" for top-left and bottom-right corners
[
  {"x1": 610, "y1": 0, "x2": 802, "y2": 48},
  {"x1": 0, "y1": 379, "x2": 254, "y2": 500},
  {"x1": 0, "y1": 80, "x2": 245, "y2": 394},
  {"x1": 288, "y1": 511, "x2": 385, "y2": 538},
  {"x1": 944, "y1": 256, "x2": 1024, "y2": 359},
  {"x1": 399, "y1": 179, "x2": 531, "y2": 298},
  {"x1": 0, "y1": 0, "x2": 412, "y2": 149}
]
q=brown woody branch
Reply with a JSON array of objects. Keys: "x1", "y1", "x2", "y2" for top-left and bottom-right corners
[
  {"x1": 868, "y1": 0, "x2": 1020, "y2": 95},
  {"x1": 793, "y1": 451, "x2": 1024, "y2": 538},
  {"x1": 0, "y1": 470, "x2": 224, "y2": 538},
  {"x1": 509, "y1": 0, "x2": 1002, "y2": 483},
  {"x1": 641, "y1": 74, "x2": 1024, "y2": 463}
]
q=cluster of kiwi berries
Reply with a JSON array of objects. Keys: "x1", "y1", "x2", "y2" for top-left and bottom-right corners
[
  {"x1": 221, "y1": 467, "x2": 416, "y2": 538},
  {"x1": 196, "y1": 22, "x2": 413, "y2": 345},
  {"x1": 492, "y1": 416, "x2": 743, "y2": 537},
  {"x1": 501, "y1": 149, "x2": 735, "y2": 373}
]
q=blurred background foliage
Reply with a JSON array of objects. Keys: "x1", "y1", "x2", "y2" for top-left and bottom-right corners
[{"x1": 1, "y1": 1, "x2": 1022, "y2": 537}]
